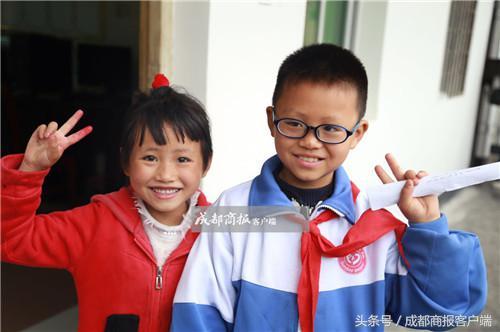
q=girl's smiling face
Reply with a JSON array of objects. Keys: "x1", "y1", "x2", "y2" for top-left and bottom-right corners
[{"x1": 125, "y1": 123, "x2": 208, "y2": 226}]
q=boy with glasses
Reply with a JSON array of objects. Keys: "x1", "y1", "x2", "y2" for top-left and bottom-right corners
[{"x1": 171, "y1": 44, "x2": 486, "y2": 331}]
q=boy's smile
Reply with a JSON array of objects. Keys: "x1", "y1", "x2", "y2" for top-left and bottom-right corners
[
  {"x1": 125, "y1": 124, "x2": 208, "y2": 226},
  {"x1": 267, "y1": 81, "x2": 368, "y2": 189}
]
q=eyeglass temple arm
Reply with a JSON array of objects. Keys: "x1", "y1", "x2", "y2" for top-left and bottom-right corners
[{"x1": 350, "y1": 120, "x2": 361, "y2": 133}]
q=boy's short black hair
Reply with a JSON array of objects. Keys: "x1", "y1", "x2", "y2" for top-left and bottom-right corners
[
  {"x1": 272, "y1": 43, "x2": 368, "y2": 119},
  {"x1": 120, "y1": 86, "x2": 212, "y2": 171}
]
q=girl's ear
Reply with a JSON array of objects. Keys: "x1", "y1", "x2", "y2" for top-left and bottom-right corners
[
  {"x1": 120, "y1": 148, "x2": 130, "y2": 176},
  {"x1": 266, "y1": 106, "x2": 276, "y2": 137},
  {"x1": 202, "y1": 156, "x2": 212, "y2": 177},
  {"x1": 349, "y1": 119, "x2": 369, "y2": 149}
]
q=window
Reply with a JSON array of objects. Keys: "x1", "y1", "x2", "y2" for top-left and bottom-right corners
[
  {"x1": 303, "y1": 0, "x2": 348, "y2": 46},
  {"x1": 440, "y1": 1, "x2": 477, "y2": 97}
]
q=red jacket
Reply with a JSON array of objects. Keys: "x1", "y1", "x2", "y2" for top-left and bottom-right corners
[{"x1": 1, "y1": 154, "x2": 209, "y2": 332}]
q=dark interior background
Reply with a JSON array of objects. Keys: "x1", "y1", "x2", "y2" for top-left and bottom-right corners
[{"x1": 1, "y1": 2, "x2": 139, "y2": 331}]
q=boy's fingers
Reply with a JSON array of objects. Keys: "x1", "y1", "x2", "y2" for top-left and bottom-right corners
[
  {"x1": 64, "y1": 126, "x2": 93, "y2": 148},
  {"x1": 375, "y1": 165, "x2": 394, "y2": 184},
  {"x1": 59, "y1": 110, "x2": 84, "y2": 136},
  {"x1": 417, "y1": 170, "x2": 428, "y2": 178},
  {"x1": 385, "y1": 153, "x2": 405, "y2": 181},
  {"x1": 404, "y1": 169, "x2": 417, "y2": 179},
  {"x1": 404, "y1": 169, "x2": 420, "y2": 185},
  {"x1": 399, "y1": 180, "x2": 414, "y2": 207},
  {"x1": 45, "y1": 121, "x2": 59, "y2": 138}
]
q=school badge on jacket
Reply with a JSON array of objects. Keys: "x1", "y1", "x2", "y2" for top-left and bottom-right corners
[{"x1": 339, "y1": 248, "x2": 367, "y2": 274}]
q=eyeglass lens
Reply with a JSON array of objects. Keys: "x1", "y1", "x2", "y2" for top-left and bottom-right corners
[{"x1": 277, "y1": 119, "x2": 348, "y2": 143}]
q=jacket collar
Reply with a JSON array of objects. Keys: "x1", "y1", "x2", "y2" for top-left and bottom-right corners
[
  {"x1": 91, "y1": 187, "x2": 209, "y2": 234},
  {"x1": 249, "y1": 155, "x2": 356, "y2": 224},
  {"x1": 91, "y1": 187, "x2": 141, "y2": 233}
]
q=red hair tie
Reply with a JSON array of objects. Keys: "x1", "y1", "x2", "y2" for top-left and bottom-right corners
[{"x1": 152, "y1": 73, "x2": 170, "y2": 89}]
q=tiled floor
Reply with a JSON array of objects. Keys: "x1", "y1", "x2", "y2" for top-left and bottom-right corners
[
  {"x1": 21, "y1": 183, "x2": 500, "y2": 332},
  {"x1": 22, "y1": 307, "x2": 78, "y2": 332}
]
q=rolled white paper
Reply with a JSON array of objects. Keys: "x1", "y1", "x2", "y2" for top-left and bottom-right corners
[{"x1": 366, "y1": 162, "x2": 500, "y2": 210}]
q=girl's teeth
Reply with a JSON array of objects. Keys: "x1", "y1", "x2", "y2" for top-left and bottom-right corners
[
  {"x1": 299, "y1": 156, "x2": 319, "y2": 162},
  {"x1": 153, "y1": 188, "x2": 179, "y2": 194}
]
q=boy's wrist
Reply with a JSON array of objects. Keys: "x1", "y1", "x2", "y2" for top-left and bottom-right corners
[
  {"x1": 409, "y1": 214, "x2": 448, "y2": 233},
  {"x1": 410, "y1": 211, "x2": 441, "y2": 223}
]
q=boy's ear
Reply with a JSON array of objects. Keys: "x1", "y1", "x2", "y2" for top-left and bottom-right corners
[
  {"x1": 348, "y1": 119, "x2": 369, "y2": 149},
  {"x1": 266, "y1": 106, "x2": 276, "y2": 137},
  {"x1": 202, "y1": 156, "x2": 212, "y2": 177}
]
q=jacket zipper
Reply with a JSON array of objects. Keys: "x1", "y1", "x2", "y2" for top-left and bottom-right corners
[
  {"x1": 155, "y1": 265, "x2": 163, "y2": 290},
  {"x1": 314, "y1": 204, "x2": 343, "y2": 219}
]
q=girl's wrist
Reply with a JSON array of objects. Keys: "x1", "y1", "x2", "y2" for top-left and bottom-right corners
[{"x1": 19, "y1": 159, "x2": 47, "y2": 172}]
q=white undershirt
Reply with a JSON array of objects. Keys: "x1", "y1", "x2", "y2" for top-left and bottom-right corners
[{"x1": 134, "y1": 191, "x2": 200, "y2": 267}]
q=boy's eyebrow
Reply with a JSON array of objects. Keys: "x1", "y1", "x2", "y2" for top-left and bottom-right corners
[
  {"x1": 279, "y1": 107, "x2": 307, "y2": 117},
  {"x1": 281, "y1": 108, "x2": 343, "y2": 123}
]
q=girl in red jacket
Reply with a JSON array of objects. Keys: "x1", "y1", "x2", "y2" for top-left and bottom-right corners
[{"x1": 1, "y1": 74, "x2": 212, "y2": 332}]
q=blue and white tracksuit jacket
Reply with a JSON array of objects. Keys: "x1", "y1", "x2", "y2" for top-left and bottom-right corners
[{"x1": 171, "y1": 155, "x2": 487, "y2": 331}]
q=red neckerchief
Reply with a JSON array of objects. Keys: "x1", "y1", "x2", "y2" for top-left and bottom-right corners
[{"x1": 297, "y1": 182, "x2": 408, "y2": 332}]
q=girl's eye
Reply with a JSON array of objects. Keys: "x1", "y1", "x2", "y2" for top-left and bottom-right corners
[
  {"x1": 178, "y1": 156, "x2": 191, "y2": 163},
  {"x1": 142, "y1": 155, "x2": 158, "y2": 162}
]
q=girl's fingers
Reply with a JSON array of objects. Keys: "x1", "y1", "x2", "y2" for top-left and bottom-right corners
[
  {"x1": 59, "y1": 110, "x2": 84, "y2": 136},
  {"x1": 45, "y1": 121, "x2": 59, "y2": 138},
  {"x1": 47, "y1": 135, "x2": 65, "y2": 161},
  {"x1": 385, "y1": 153, "x2": 405, "y2": 181},
  {"x1": 375, "y1": 165, "x2": 394, "y2": 184},
  {"x1": 37, "y1": 124, "x2": 47, "y2": 140},
  {"x1": 64, "y1": 126, "x2": 93, "y2": 148}
]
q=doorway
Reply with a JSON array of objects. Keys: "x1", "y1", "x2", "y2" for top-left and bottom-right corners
[{"x1": 1, "y1": 2, "x2": 139, "y2": 330}]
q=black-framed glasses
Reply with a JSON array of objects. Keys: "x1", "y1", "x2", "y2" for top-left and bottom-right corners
[{"x1": 271, "y1": 107, "x2": 359, "y2": 144}]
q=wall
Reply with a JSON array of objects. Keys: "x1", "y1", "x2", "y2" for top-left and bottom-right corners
[
  {"x1": 201, "y1": 1, "x2": 307, "y2": 199},
  {"x1": 168, "y1": 1, "x2": 210, "y2": 106},
  {"x1": 352, "y1": 1, "x2": 387, "y2": 121}
]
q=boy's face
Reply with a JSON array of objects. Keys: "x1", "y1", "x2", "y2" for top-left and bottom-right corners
[
  {"x1": 125, "y1": 124, "x2": 209, "y2": 225},
  {"x1": 267, "y1": 81, "x2": 368, "y2": 189}
]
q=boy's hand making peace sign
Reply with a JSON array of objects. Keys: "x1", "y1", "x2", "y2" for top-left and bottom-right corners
[
  {"x1": 19, "y1": 110, "x2": 93, "y2": 172},
  {"x1": 375, "y1": 153, "x2": 441, "y2": 223}
]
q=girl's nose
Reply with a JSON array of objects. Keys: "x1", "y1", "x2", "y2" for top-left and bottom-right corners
[{"x1": 155, "y1": 161, "x2": 177, "y2": 181}]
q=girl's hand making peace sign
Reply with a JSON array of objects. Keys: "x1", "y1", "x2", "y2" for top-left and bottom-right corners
[{"x1": 20, "y1": 110, "x2": 93, "y2": 172}]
